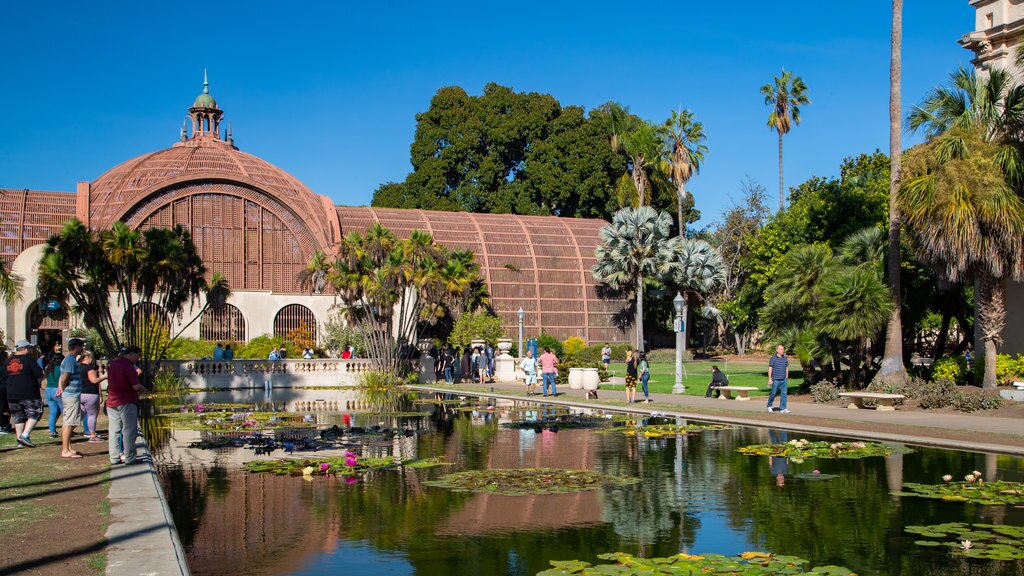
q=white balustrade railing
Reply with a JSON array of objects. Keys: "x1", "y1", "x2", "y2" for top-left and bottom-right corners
[{"x1": 156, "y1": 358, "x2": 421, "y2": 389}]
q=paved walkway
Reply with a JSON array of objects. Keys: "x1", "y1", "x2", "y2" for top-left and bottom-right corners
[
  {"x1": 409, "y1": 381, "x2": 1024, "y2": 456},
  {"x1": 105, "y1": 437, "x2": 191, "y2": 576}
]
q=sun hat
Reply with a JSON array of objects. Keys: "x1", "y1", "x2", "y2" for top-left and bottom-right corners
[{"x1": 14, "y1": 340, "x2": 32, "y2": 349}]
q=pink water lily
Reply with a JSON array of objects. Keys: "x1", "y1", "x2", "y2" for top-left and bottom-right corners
[
  {"x1": 196, "y1": 404, "x2": 204, "y2": 413},
  {"x1": 345, "y1": 455, "x2": 358, "y2": 467},
  {"x1": 320, "y1": 463, "x2": 331, "y2": 472},
  {"x1": 942, "y1": 475, "x2": 953, "y2": 482}
]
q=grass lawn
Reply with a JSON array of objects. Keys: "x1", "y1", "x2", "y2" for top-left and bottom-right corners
[{"x1": 601, "y1": 359, "x2": 805, "y2": 397}]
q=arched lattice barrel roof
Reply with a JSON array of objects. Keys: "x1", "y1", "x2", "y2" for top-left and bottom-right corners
[
  {"x1": 336, "y1": 207, "x2": 631, "y2": 345},
  {"x1": 87, "y1": 143, "x2": 340, "y2": 250}
]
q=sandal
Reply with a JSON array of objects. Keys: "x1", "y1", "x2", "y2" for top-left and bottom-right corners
[{"x1": 61, "y1": 452, "x2": 83, "y2": 459}]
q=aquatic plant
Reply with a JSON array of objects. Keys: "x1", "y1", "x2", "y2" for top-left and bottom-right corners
[
  {"x1": 424, "y1": 468, "x2": 639, "y2": 496},
  {"x1": 894, "y1": 473, "x2": 1024, "y2": 505},
  {"x1": 737, "y1": 439, "x2": 909, "y2": 459},
  {"x1": 906, "y1": 523, "x2": 1024, "y2": 560},
  {"x1": 242, "y1": 455, "x2": 398, "y2": 476},
  {"x1": 404, "y1": 457, "x2": 453, "y2": 469},
  {"x1": 598, "y1": 423, "x2": 734, "y2": 437},
  {"x1": 537, "y1": 551, "x2": 856, "y2": 575}
]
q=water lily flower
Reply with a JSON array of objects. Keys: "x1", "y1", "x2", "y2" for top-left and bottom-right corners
[
  {"x1": 345, "y1": 455, "x2": 358, "y2": 467},
  {"x1": 961, "y1": 540, "x2": 972, "y2": 551},
  {"x1": 196, "y1": 404, "x2": 204, "y2": 413},
  {"x1": 965, "y1": 474, "x2": 976, "y2": 483},
  {"x1": 972, "y1": 470, "x2": 982, "y2": 477},
  {"x1": 812, "y1": 470, "x2": 820, "y2": 475},
  {"x1": 179, "y1": 405, "x2": 187, "y2": 413},
  {"x1": 788, "y1": 440, "x2": 799, "y2": 446},
  {"x1": 851, "y1": 442, "x2": 866, "y2": 449},
  {"x1": 320, "y1": 463, "x2": 331, "y2": 472},
  {"x1": 942, "y1": 475, "x2": 953, "y2": 482},
  {"x1": 830, "y1": 443, "x2": 841, "y2": 450},
  {"x1": 302, "y1": 466, "x2": 314, "y2": 477}
]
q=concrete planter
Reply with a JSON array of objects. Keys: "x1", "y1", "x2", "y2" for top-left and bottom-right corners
[
  {"x1": 582, "y1": 368, "x2": 600, "y2": 391},
  {"x1": 568, "y1": 367, "x2": 584, "y2": 389}
]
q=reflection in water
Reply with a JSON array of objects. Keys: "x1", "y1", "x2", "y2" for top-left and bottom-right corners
[{"x1": 151, "y1": 390, "x2": 1024, "y2": 576}]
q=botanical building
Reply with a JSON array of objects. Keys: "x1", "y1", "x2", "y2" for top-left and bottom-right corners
[{"x1": 0, "y1": 79, "x2": 632, "y2": 348}]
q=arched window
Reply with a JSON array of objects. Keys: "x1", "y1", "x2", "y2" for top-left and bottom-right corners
[
  {"x1": 200, "y1": 304, "x2": 247, "y2": 342},
  {"x1": 274, "y1": 304, "x2": 317, "y2": 342}
]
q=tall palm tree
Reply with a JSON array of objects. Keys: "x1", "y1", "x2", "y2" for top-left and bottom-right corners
[
  {"x1": 906, "y1": 67, "x2": 1024, "y2": 388},
  {"x1": 0, "y1": 259, "x2": 22, "y2": 304},
  {"x1": 619, "y1": 122, "x2": 664, "y2": 207},
  {"x1": 877, "y1": 0, "x2": 908, "y2": 384},
  {"x1": 665, "y1": 238, "x2": 726, "y2": 355},
  {"x1": 664, "y1": 108, "x2": 708, "y2": 232},
  {"x1": 761, "y1": 69, "x2": 811, "y2": 211},
  {"x1": 301, "y1": 250, "x2": 331, "y2": 294},
  {"x1": 593, "y1": 207, "x2": 678, "y2": 351}
]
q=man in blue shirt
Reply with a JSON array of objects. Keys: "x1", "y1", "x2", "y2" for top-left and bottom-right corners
[
  {"x1": 55, "y1": 338, "x2": 85, "y2": 458},
  {"x1": 766, "y1": 344, "x2": 790, "y2": 414}
]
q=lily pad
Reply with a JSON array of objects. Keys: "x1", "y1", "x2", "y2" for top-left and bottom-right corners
[
  {"x1": 536, "y1": 551, "x2": 856, "y2": 575},
  {"x1": 793, "y1": 473, "x2": 839, "y2": 481},
  {"x1": 598, "y1": 423, "x2": 734, "y2": 437},
  {"x1": 905, "y1": 522, "x2": 1024, "y2": 560},
  {"x1": 242, "y1": 455, "x2": 398, "y2": 476},
  {"x1": 424, "y1": 468, "x2": 638, "y2": 496},
  {"x1": 896, "y1": 480, "x2": 1024, "y2": 506},
  {"x1": 403, "y1": 457, "x2": 453, "y2": 469},
  {"x1": 738, "y1": 439, "x2": 909, "y2": 459}
]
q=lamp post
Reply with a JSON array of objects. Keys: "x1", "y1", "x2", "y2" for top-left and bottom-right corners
[
  {"x1": 517, "y1": 307, "x2": 525, "y2": 359},
  {"x1": 673, "y1": 292, "x2": 686, "y2": 394}
]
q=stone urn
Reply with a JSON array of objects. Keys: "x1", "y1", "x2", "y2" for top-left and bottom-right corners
[
  {"x1": 568, "y1": 367, "x2": 585, "y2": 389},
  {"x1": 417, "y1": 338, "x2": 434, "y2": 357},
  {"x1": 496, "y1": 338, "x2": 513, "y2": 357},
  {"x1": 582, "y1": 368, "x2": 600, "y2": 391},
  {"x1": 470, "y1": 338, "x2": 486, "y2": 351}
]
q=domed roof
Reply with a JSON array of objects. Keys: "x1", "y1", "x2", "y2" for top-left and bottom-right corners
[
  {"x1": 88, "y1": 142, "x2": 338, "y2": 250},
  {"x1": 193, "y1": 92, "x2": 217, "y2": 109}
]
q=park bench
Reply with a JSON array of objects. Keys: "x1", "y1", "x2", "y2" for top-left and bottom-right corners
[
  {"x1": 716, "y1": 386, "x2": 759, "y2": 400},
  {"x1": 838, "y1": 392, "x2": 905, "y2": 411}
]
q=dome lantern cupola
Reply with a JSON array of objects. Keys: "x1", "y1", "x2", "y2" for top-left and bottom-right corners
[{"x1": 180, "y1": 69, "x2": 233, "y2": 148}]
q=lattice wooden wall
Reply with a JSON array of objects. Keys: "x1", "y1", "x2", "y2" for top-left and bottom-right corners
[
  {"x1": 0, "y1": 189, "x2": 77, "y2": 263},
  {"x1": 200, "y1": 304, "x2": 247, "y2": 342},
  {"x1": 122, "y1": 302, "x2": 171, "y2": 331},
  {"x1": 273, "y1": 304, "x2": 318, "y2": 341}
]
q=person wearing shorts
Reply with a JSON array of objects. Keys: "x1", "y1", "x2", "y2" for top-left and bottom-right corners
[
  {"x1": 520, "y1": 350, "x2": 537, "y2": 396},
  {"x1": 624, "y1": 348, "x2": 638, "y2": 403},
  {"x1": 56, "y1": 338, "x2": 85, "y2": 458},
  {"x1": 5, "y1": 340, "x2": 45, "y2": 448}
]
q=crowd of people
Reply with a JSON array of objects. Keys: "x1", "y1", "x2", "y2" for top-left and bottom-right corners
[{"x1": 0, "y1": 338, "x2": 147, "y2": 464}]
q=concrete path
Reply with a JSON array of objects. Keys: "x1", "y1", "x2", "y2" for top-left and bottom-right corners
[
  {"x1": 410, "y1": 381, "x2": 1024, "y2": 456},
  {"x1": 105, "y1": 437, "x2": 191, "y2": 576}
]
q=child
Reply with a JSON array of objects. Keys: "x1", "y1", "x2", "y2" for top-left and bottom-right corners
[{"x1": 520, "y1": 350, "x2": 537, "y2": 396}]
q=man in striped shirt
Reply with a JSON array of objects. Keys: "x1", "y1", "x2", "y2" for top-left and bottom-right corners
[{"x1": 767, "y1": 344, "x2": 790, "y2": 414}]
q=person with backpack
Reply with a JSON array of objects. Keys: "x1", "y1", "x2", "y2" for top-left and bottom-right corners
[{"x1": 638, "y1": 352, "x2": 651, "y2": 403}]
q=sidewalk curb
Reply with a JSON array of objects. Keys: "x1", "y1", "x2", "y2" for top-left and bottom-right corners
[{"x1": 105, "y1": 436, "x2": 191, "y2": 576}]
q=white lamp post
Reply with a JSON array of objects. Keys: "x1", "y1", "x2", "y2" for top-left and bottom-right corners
[
  {"x1": 517, "y1": 307, "x2": 525, "y2": 359},
  {"x1": 673, "y1": 292, "x2": 686, "y2": 394}
]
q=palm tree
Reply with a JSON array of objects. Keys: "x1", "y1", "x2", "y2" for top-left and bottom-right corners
[
  {"x1": 761, "y1": 69, "x2": 811, "y2": 211},
  {"x1": 877, "y1": 0, "x2": 908, "y2": 384},
  {"x1": 900, "y1": 129, "x2": 1024, "y2": 388},
  {"x1": 665, "y1": 238, "x2": 726, "y2": 355},
  {"x1": 906, "y1": 67, "x2": 1024, "y2": 388},
  {"x1": 664, "y1": 108, "x2": 708, "y2": 232},
  {"x1": 593, "y1": 207, "x2": 678, "y2": 351},
  {"x1": 302, "y1": 250, "x2": 331, "y2": 294},
  {"x1": 0, "y1": 259, "x2": 22, "y2": 304},
  {"x1": 619, "y1": 122, "x2": 665, "y2": 207},
  {"x1": 819, "y1": 266, "x2": 894, "y2": 386}
]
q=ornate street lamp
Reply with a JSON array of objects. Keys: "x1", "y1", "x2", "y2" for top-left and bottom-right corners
[
  {"x1": 673, "y1": 292, "x2": 686, "y2": 394},
  {"x1": 517, "y1": 307, "x2": 525, "y2": 359}
]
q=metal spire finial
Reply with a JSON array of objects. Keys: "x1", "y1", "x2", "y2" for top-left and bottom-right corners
[{"x1": 203, "y1": 68, "x2": 209, "y2": 94}]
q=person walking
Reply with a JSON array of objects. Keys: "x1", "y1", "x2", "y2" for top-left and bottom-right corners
[
  {"x1": 107, "y1": 346, "x2": 146, "y2": 465},
  {"x1": 55, "y1": 337, "x2": 85, "y2": 458},
  {"x1": 704, "y1": 365, "x2": 729, "y2": 398},
  {"x1": 79, "y1": 351, "x2": 107, "y2": 443},
  {"x1": 485, "y1": 343, "x2": 495, "y2": 382},
  {"x1": 624, "y1": 348, "x2": 638, "y2": 403},
  {"x1": 41, "y1": 344, "x2": 63, "y2": 437},
  {"x1": 539, "y1": 347, "x2": 559, "y2": 397},
  {"x1": 638, "y1": 352, "x2": 651, "y2": 403},
  {"x1": 601, "y1": 343, "x2": 612, "y2": 372},
  {"x1": 520, "y1": 350, "x2": 537, "y2": 396},
  {"x1": 5, "y1": 340, "x2": 45, "y2": 448},
  {"x1": 443, "y1": 347, "x2": 455, "y2": 385},
  {"x1": 766, "y1": 344, "x2": 790, "y2": 413}
]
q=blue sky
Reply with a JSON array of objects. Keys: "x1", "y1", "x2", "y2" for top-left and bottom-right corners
[{"x1": 0, "y1": 1, "x2": 975, "y2": 226}]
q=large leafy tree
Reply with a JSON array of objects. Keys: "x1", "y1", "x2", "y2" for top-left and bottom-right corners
[
  {"x1": 38, "y1": 219, "x2": 230, "y2": 382},
  {"x1": 323, "y1": 224, "x2": 486, "y2": 375},
  {"x1": 877, "y1": 0, "x2": 908, "y2": 384},
  {"x1": 761, "y1": 69, "x2": 811, "y2": 211},
  {"x1": 593, "y1": 207, "x2": 680, "y2": 351},
  {"x1": 664, "y1": 108, "x2": 708, "y2": 232},
  {"x1": 905, "y1": 67, "x2": 1024, "y2": 387}
]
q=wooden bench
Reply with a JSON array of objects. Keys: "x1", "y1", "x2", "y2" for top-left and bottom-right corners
[
  {"x1": 716, "y1": 386, "x2": 759, "y2": 400},
  {"x1": 838, "y1": 392, "x2": 905, "y2": 411}
]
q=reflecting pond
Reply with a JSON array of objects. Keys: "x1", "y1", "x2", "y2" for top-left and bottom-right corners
[{"x1": 149, "y1": 388, "x2": 1024, "y2": 576}]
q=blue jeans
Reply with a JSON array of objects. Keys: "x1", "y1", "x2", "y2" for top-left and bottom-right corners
[
  {"x1": 641, "y1": 373, "x2": 650, "y2": 399},
  {"x1": 46, "y1": 387, "x2": 63, "y2": 434},
  {"x1": 767, "y1": 379, "x2": 788, "y2": 410},
  {"x1": 542, "y1": 373, "x2": 557, "y2": 396},
  {"x1": 443, "y1": 367, "x2": 453, "y2": 384}
]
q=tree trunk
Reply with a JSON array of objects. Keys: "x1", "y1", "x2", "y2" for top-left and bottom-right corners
[
  {"x1": 933, "y1": 309, "x2": 952, "y2": 358},
  {"x1": 636, "y1": 275, "x2": 645, "y2": 352},
  {"x1": 876, "y1": 0, "x2": 908, "y2": 385},
  {"x1": 777, "y1": 132, "x2": 785, "y2": 212},
  {"x1": 677, "y1": 186, "x2": 686, "y2": 235},
  {"x1": 977, "y1": 273, "x2": 1006, "y2": 389}
]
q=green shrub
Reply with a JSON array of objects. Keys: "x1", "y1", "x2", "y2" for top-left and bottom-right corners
[
  {"x1": 570, "y1": 343, "x2": 631, "y2": 363},
  {"x1": 449, "y1": 312, "x2": 505, "y2": 351},
  {"x1": 554, "y1": 357, "x2": 609, "y2": 386},
  {"x1": 151, "y1": 368, "x2": 186, "y2": 395},
  {"x1": 236, "y1": 334, "x2": 286, "y2": 359},
  {"x1": 809, "y1": 381, "x2": 840, "y2": 403},
  {"x1": 916, "y1": 378, "x2": 958, "y2": 410},
  {"x1": 931, "y1": 356, "x2": 968, "y2": 384},
  {"x1": 563, "y1": 336, "x2": 586, "y2": 356},
  {"x1": 996, "y1": 354, "x2": 1024, "y2": 385},
  {"x1": 535, "y1": 333, "x2": 564, "y2": 358},
  {"x1": 70, "y1": 326, "x2": 105, "y2": 357},
  {"x1": 163, "y1": 338, "x2": 218, "y2": 360},
  {"x1": 952, "y1": 389, "x2": 1004, "y2": 412}
]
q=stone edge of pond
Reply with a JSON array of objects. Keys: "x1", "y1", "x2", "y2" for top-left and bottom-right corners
[
  {"x1": 105, "y1": 437, "x2": 191, "y2": 576},
  {"x1": 408, "y1": 385, "x2": 1024, "y2": 457}
]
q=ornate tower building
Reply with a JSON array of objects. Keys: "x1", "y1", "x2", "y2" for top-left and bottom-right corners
[{"x1": 960, "y1": 0, "x2": 1024, "y2": 79}]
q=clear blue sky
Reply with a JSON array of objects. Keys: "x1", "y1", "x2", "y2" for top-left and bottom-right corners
[{"x1": 0, "y1": 1, "x2": 976, "y2": 226}]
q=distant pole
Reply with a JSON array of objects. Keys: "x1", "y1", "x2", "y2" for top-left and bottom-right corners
[
  {"x1": 673, "y1": 292, "x2": 686, "y2": 394},
  {"x1": 517, "y1": 307, "x2": 525, "y2": 359}
]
